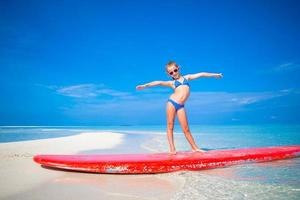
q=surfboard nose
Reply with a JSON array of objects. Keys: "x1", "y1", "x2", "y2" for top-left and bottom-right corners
[
  {"x1": 33, "y1": 155, "x2": 47, "y2": 165},
  {"x1": 33, "y1": 155, "x2": 41, "y2": 163}
]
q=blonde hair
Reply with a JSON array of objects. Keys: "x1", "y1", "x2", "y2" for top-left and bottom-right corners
[{"x1": 165, "y1": 61, "x2": 179, "y2": 71}]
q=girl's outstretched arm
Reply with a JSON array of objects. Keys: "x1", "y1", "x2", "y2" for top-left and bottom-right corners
[
  {"x1": 185, "y1": 72, "x2": 223, "y2": 80},
  {"x1": 136, "y1": 81, "x2": 173, "y2": 90}
]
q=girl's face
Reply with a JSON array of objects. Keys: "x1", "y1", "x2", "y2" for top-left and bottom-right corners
[{"x1": 167, "y1": 65, "x2": 180, "y2": 79}]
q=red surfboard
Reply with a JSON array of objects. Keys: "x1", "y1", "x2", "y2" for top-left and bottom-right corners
[{"x1": 33, "y1": 145, "x2": 300, "y2": 174}]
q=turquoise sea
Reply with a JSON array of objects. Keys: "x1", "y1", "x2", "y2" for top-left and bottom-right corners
[{"x1": 1, "y1": 124, "x2": 300, "y2": 199}]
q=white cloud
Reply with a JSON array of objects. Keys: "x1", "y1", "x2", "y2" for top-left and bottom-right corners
[
  {"x1": 55, "y1": 84, "x2": 132, "y2": 99},
  {"x1": 259, "y1": 62, "x2": 300, "y2": 75},
  {"x1": 39, "y1": 82, "x2": 299, "y2": 123},
  {"x1": 57, "y1": 85, "x2": 293, "y2": 121},
  {"x1": 272, "y1": 62, "x2": 300, "y2": 72},
  {"x1": 186, "y1": 90, "x2": 290, "y2": 114},
  {"x1": 229, "y1": 92, "x2": 285, "y2": 105},
  {"x1": 36, "y1": 80, "x2": 300, "y2": 123},
  {"x1": 57, "y1": 84, "x2": 99, "y2": 98}
]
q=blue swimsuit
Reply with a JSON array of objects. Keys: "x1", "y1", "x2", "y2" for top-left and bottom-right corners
[{"x1": 168, "y1": 77, "x2": 190, "y2": 112}]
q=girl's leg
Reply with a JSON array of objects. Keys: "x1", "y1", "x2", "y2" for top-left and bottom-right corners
[
  {"x1": 166, "y1": 102, "x2": 177, "y2": 154},
  {"x1": 177, "y1": 108, "x2": 204, "y2": 152}
]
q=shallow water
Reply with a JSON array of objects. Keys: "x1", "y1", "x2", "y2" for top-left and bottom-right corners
[{"x1": 142, "y1": 124, "x2": 300, "y2": 200}]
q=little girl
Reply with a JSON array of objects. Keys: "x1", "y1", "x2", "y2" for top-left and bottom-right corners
[{"x1": 136, "y1": 61, "x2": 223, "y2": 154}]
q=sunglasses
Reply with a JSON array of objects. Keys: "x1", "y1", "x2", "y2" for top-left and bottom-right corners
[{"x1": 168, "y1": 68, "x2": 178, "y2": 75}]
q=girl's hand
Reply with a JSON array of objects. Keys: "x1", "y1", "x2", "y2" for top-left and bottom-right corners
[
  {"x1": 136, "y1": 84, "x2": 146, "y2": 90},
  {"x1": 216, "y1": 73, "x2": 223, "y2": 78}
]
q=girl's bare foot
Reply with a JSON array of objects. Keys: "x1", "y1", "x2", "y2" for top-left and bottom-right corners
[
  {"x1": 192, "y1": 148, "x2": 206, "y2": 153},
  {"x1": 169, "y1": 151, "x2": 177, "y2": 155},
  {"x1": 169, "y1": 148, "x2": 177, "y2": 155}
]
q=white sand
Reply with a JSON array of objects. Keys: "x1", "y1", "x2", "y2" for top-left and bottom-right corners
[
  {"x1": 0, "y1": 132, "x2": 124, "y2": 199},
  {"x1": 0, "y1": 131, "x2": 183, "y2": 200}
]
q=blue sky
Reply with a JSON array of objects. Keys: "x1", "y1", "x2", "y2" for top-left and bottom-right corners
[{"x1": 0, "y1": 0, "x2": 299, "y2": 125}]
